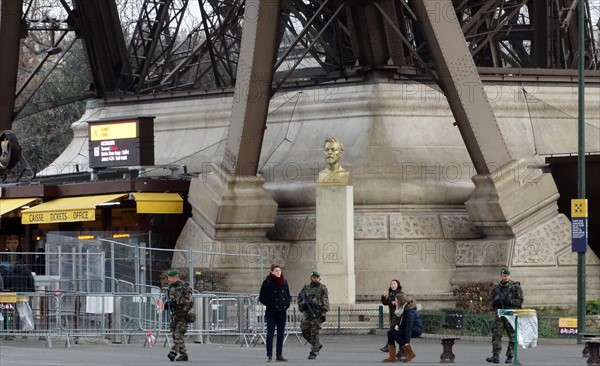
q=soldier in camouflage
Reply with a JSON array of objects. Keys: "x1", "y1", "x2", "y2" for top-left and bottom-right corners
[
  {"x1": 166, "y1": 270, "x2": 193, "y2": 362},
  {"x1": 486, "y1": 267, "x2": 523, "y2": 364},
  {"x1": 300, "y1": 271, "x2": 329, "y2": 360}
]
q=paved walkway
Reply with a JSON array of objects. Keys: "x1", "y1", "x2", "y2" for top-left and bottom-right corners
[{"x1": 0, "y1": 333, "x2": 588, "y2": 366}]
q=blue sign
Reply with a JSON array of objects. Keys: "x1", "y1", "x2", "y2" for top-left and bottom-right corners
[{"x1": 572, "y1": 218, "x2": 588, "y2": 253}]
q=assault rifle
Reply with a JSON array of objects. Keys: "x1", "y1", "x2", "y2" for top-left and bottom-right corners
[{"x1": 298, "y1": 288, "x2": 321, "y2": 321}]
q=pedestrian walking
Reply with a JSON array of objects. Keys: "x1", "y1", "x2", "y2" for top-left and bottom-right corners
[
  {"x1": 165, "y1": 270, "x2": 194, "y2": 362},
  {"x1": 259, "y1": 264, "x2": 291, "y2": 362},
  {"x1": 298, "y1": 271, "x2": 329, "y2": 360}
]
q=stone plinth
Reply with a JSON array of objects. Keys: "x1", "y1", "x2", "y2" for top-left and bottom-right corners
[{"x1": 316, "y1": 183, "x2": 355, "y2": 304}]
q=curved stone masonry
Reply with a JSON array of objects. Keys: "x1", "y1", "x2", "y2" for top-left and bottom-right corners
[{"x1": 46, "y1": 80, "x2": 600, "y2": 308}]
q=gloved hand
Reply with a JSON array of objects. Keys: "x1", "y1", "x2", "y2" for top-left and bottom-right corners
[
  {"x1": 319, "y1": 315, "x2": 326, "y2": 323},
  {"x1": 164, "y1": 300, "x2": 174, "y2": 312},
  {"x1": 394, "y1": 325, "x2": 399, "y2": 331}
]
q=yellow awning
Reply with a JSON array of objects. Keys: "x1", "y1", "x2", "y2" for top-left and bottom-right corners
[
  {"x1": 0, "y1": 198, "x2": 37, "y2": 216},
  {"x1": 21, "y1": 194, "x2": 127, "y2": 224},
  {"x1": 130, "y1": 193, "x2": 183, "y2": 214}
]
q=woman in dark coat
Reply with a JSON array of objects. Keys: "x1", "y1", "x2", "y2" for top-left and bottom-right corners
[
  {"x1": 380, "y1": 279, "x2": 402, "y2": 352},
  {"x1": 259, "y1": 264, "x2": 291, "y2": 362}
]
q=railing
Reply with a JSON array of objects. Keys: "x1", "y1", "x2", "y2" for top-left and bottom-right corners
[
  {"x1": 4, "y1": 291, "x2": 594, "y2": 349},
  {"x1": 0, "y1": 291, "x2": 381, "y2": 348}
]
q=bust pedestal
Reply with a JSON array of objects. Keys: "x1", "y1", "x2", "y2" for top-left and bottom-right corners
[{"x1": 316, "y1": 171, "x2": 355, "y2": 304}]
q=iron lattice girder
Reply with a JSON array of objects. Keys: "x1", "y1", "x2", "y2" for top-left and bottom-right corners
[
  {"x1": 0, "y1": 0, "x2": 24, "y2": 131},
  {"x1": 120, "y1": 0, "x2": 597, "y2": 95},
  {"x1": 72, "y1": 0, "x2": 130, "y2": 96},
  {"x1": 12, "y1": 0, "x2": 599, "y2": 98},
  {"x1": 160, "y1": 0, "x2": 244, "y2": 91},
  {"x1": 126, "y1": 0, "x2": 189, "y2": 91}
]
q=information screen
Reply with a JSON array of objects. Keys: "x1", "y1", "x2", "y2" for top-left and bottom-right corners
[{"x1": 88, "y1": 117, "x2": 154, "y2": 168}]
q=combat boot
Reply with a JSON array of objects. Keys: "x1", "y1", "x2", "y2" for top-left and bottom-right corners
[
  {"x1": 167, "y1": 351, "x2": 177, "y2": 362},
  {"x1": 486, "y1": 353, "x2": 500, "y2": 363},
  {"x1": 505, "y1": 356, "x2": 513, "y2": 364},
  {"x1": 175, "y1": 354, "x2": 188, "y2": 361},
  {"x1": 308, "y1": 352, "x2": 317, "y2": 360},
  {"x1": 401, "y1": 344, "x2": 416, "y2": 363},
  {"x1": 382, "y1": 344, "x2": 396, "y2": 362}
]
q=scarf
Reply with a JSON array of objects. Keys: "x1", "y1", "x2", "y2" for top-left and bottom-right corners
[
  {"x1": 269, "y1": 272, "x2": 285, "y2": 285},
  {"x1": 394, "y1": 303, "x2": 406, "y2": 317}
]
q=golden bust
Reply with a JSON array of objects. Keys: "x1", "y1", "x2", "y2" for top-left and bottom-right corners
[{"x1": 317, "y1": 137, "x2": 350, "y2": 185}]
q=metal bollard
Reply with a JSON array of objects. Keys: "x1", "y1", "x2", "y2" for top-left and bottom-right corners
[
  {"x1": 112, "y1": 296, "x2": 122, "y2": 344},
  {"x1": 193, "y1": 296, "x2": 202, "y2": 343}
]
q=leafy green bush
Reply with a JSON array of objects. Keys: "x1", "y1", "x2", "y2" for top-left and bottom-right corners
[
  {"x1": 420, "y1": 311, "x2": 493, "y2": 335},
  {"x1": 462, "y1": 313, "x2": 493, "y2": 335},
  {"x1": 587, "y1": 299, "x2": 600, "y2": 315},
  {"x1": 452, "y1": 281, "x2": 494, "y2": 313},
  {"x1": 420, "y1": 311, "x2": 445, "y2": 334}
]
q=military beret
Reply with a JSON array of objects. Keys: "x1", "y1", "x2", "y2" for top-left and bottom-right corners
[
  {"x1": 310, "y1": 271, "x2": 320, "y2": 277},
  {"x1": 501, "y1": 267, "x2": 511, "y2": 275},
  {"x1": 167, "y1": 269, "x2": 179, "y2": 277}
]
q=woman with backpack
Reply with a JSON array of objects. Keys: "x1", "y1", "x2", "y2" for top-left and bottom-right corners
[{"x1": 382, "y1": 293, "x2": 423, "y2": 363}]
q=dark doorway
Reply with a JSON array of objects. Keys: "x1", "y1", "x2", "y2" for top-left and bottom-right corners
[{"x1": 546, "y1": 155, "x2": 599, "y2": 258}]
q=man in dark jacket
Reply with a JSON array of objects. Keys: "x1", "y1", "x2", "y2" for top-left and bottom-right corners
[
  {"x1": 259, "y1": 264, "x2": 291, "y2": 362},
  {"x1": 5, "y1": 258, "x2": 35, "y2": 293},
  {"x1": 486, "y1": 267, "x2": 523, "y2": 364},
  {"x1": 383, "y1": 293, "x2": 423, "y2": 363}
]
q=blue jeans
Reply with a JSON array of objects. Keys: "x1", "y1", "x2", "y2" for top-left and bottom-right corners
[{"x1": 265, "y1": 309, "x2": 287, "y2": 357}]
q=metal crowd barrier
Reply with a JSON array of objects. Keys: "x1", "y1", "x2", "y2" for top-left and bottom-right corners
[{"x1": 0, "y1": 291, "x2": 379, "y2": 348}]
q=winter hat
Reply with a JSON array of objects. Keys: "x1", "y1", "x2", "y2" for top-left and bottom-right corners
[
  {"x1": 391, "y1": 279, "x2": 402, "y2": 290},
  {"x1": 167, "y1": 269, "x2": 179, "y2": 277}
]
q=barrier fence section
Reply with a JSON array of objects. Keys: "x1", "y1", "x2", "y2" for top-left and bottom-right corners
[
  {"x1": 34, "y1": 238, "x2": 265, "y2": 293},
  {"x1": 1, "y1": 242, "x2": 264, "y2": 295},
  {"x1": 0, "y1": 290, "x2": 382, "y2": 348}
]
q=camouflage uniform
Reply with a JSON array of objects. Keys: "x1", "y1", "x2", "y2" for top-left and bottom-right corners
[
  {"x1": 490, "y1": 279, "x2": 523, "y2": 358},
  {"x1": 168, "y1": 279, "x2": 193, "y2": 357},
  {"x1": 300, "y1": 282, "x2": 329, "y2": 355}
]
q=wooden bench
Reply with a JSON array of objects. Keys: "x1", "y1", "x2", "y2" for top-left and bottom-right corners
[
  {"x1": 585, "y1": 338, "x2": 600, "y2": 365},
  {"x1": 582, "y1": 333, "x2": 598, "y2": 358},
  {"x1": 440, "y1": 337, "x2": 460, "y2": 363}
]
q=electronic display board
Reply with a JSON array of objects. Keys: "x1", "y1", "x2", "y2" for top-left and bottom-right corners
[{"x1": 88, "y1": 116, "x2": 155, "y2": 169}]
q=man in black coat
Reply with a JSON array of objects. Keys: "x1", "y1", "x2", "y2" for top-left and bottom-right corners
[
  {"x1": 5, "y1": 257, "x2": 35, "y2": 293},
  {"x1": 259, "y1": 264, "x2": 291, "y2": 362}
]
